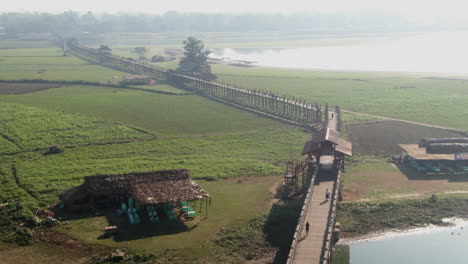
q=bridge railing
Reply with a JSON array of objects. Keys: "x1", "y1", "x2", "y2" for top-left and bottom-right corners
[
  {"x1": 321, "y1": 171, "x2": 341, "y2": 264},
  {"x1": 61, "y1": 38, "x2": 326, "y2": 126},
  {"x1": 286, "y1": 164, "x2": 318, "y2": 264}
]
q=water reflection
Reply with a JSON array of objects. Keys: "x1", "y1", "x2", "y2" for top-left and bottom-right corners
[
  {"x1": 338, "y1": 219, "x2": 468, "y2": 264},
  {"x1": 210, "y1": 32, "x2": 468, "y2": 74}
]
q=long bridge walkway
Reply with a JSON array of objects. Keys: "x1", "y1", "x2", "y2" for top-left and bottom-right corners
[
  {"x1": 292, "y1": 170, "x2": 337, "y2": 263},
  {"x1": 289, "y1": 112, "x2": 346, "y2": 264}
]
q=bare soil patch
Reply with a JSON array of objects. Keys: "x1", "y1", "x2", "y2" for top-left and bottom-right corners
[
  {"x1": 343, "y1": 161, "x2": 468, "y2": 202},
  {"x1": 0, "y1": 82, "x2": 61, "y2": 94},
  {"x1": 346, "y1": 120, "x2": 464, "y2": 156}
]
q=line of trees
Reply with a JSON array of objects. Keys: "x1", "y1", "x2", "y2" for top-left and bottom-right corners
[{"x1": 0, "y1": 10, "x2": 437, "y2": 36}]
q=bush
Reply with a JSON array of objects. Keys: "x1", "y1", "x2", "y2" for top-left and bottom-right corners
[{"x1": 0, "y1": 204, "x2": 34, "y2": 246}]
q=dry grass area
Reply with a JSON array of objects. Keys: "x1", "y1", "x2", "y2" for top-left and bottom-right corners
[
  {"x1": 343, "y1": 161, "x2": 468, "y2": 202},
  {"x1": 0, "y1": 243, "x2": 89, "y2": 264},
  {"x1": 346, "y1": 120, "x2": 464, "y2": 156},
  {"x1": 0, "y1": 82, "x2": 61, "y2": 94}
]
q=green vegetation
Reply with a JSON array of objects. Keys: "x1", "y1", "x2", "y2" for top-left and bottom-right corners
[
  {"x1": 212, "y1": 65, "x2": 468, "y2": 131},
  {"x1": 0, "y1": 85, "x2": 284, "y2": 136},
  {"x1": 134, "y1": 84, "x2": 189, "y2": 94},
  {"x1": 56, "y1": 177, "x2": 279, "y2": 256},
  {"x1": 8, "y1": 127, "x2": 306, "y2": 205},
  {"x1": 338, "y1": 195, "x2": 468, "y2": 237},
  {"x1": 0, "y1": 102, "x2": 151, "y2": 153},
  {"x1": 343, "y1": 160, "x2": 468, "y2": 201},
  {"x1": 331, "y1": 245, "x2": 350, "y2": 264},
  {"x1": 341, "y1": 112, "x2": 379, "y2": 124},
  {"x1": 0, "y1": 40, "x2": 53, "y2": 49},
  {"x1": 177, "y1": 37, "x2": 215, "y2": 80},
  {"x1": 0, "y1": 48, "x2": 128, "y2": 82},
  {"x1": 0, "y1": 243, "x2": 87, "y2": 264}
]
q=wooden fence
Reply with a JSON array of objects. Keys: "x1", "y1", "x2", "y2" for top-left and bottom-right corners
[{"x1": 61, "y1": 38, "x2": 325, "y2": 126}]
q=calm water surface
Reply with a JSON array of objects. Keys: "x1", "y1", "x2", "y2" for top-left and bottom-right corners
[
  {"x1": 348, "y1": 221, "x2": 468, "y2": 264},
  {"x1": 211, "y1": 31, "x2": 468, "y2": 74}
]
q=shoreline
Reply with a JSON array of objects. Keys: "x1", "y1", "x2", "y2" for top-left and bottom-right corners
[
  {"x1": 339, "y1": 217, "x2": 468, "y2": 245},
  {"x1": 210, "y1": 57, "x2": 468, "y2": 77}
]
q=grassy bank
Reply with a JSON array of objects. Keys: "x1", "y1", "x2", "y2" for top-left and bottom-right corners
[{"x1": 338, "y1": 195, "x2": 468, "y2": 238}]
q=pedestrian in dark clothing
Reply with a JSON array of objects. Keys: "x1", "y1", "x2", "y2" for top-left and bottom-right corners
[
  {"x1": 325, "y1": 189, "x2": 330, "y2": 200},
  {"x1": 306, "y1": 222, "x2": 310, "y2": 235},
  {"x1": 331, "y1": 113, "x2": 334, "y2": 119}
]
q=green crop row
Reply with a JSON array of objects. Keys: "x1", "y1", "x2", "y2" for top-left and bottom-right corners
[
  {"x1": 7, "y1": 127, "x2": 308, "y2": 206},
  {"x1": 0, "y1": 102, "x2": 152, "y2": 153}
]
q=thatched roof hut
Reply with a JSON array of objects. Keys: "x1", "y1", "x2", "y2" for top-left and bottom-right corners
[{"x1": 60, "y1": 169, "x2": 209, "y2": 210}]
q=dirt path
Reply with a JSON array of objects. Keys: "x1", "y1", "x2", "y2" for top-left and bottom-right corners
[{"x1": 343, "y1": 109, "x2": 465, "y2": 133}]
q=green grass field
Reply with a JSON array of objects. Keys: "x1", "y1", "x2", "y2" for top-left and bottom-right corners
[
  {"x1": 7, "y1": 127, "x2": 306, "y2": 205},
  {"x1": 0, "y1": 102, "x2": 152, "y2": 153},
  {"x1": 5, "y1": 36, "x2": 468, "y2": 263},
  {"x1": 0, "y1": 85, "x2": 284, "y2": 136},
  {"x1": 56, "y1": 176, "x2": 280, "y2": 255},
  {"x1": 213, "y1": 66, "x2": 468, "y2": 131},
  {"x1": 0, "y1": 47, "x2": 128, "y2": 82},
  {"x1": 0, "y1": 43, "x2": 308, "y2": 262},
  {"x1": 145, "y1": 47, "x2": 468, "y2": 131}
]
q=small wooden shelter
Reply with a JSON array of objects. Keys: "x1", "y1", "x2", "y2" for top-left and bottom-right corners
[
  {"x1": 302, "y1": 128, "x2": 352, "y2": 171},
  {"x1": 400, "y1": 137, "x2": 468, "y2": 174},
  {"x1": 60, "y1": 169, "x2": 209, "y2": 211}
]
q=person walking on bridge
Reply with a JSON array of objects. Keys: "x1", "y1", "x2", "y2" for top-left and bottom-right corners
[
  {"x1": 325, "y1": 189, "x2": 331, "y2": 201},
  {"x1": 306, "y1": 221, "x2": 310, "y2": 236}
]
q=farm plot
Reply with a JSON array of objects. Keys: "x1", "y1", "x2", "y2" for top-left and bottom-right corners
[
  {"x1": 345, "y1": 120, "x2": 464, "y2": 156},
  {"x1": 0, "y1": 85, "x2": 284, "y2": 136},
  {"x1": 0, "y1": 102, "x2": 152, "y2": 152},
  {"x1": 0, "y1": 82, "x2": 61, "y2": 95},
  {"x1": 11, "y1": 127, "x2": 308, "y2": 205},
  {"x1": 0, "y1": 137, "x2": 20, "y2": 154},
  {"x1": 213, "y1": 65, "x2": 468, "y2": 131},
  {"x1": 0, "y1": 48, "x2": 128, "y2": 82},
  {"x1": 343, "y1": 161, "x2": 468, "y2": 201}
]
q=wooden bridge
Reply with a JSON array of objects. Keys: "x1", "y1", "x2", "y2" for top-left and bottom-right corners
[
  {"x1": 61, "y1": 38, "x2": 328, "y2": 129},
  {"x1": 286, "y1": 113, "x2": 351, "y2": 264}
]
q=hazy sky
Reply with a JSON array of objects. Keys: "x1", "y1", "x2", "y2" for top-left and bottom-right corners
[{"x1": 4, "y1": 0, "x2": 468, "y2": 21}]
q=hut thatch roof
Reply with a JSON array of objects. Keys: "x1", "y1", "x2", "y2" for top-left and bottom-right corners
[{"x1": 60, "y1": 169, "x2": 209, "y2": 207}]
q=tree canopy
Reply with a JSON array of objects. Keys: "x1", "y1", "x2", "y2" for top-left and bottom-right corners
[{"x1": 177, "y1": 37, "x2": 215, "y2": 80}]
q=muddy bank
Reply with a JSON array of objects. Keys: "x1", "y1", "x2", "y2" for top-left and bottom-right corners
[{"x1": 337, "y1": 195, "x2": 468, "y2": 239}]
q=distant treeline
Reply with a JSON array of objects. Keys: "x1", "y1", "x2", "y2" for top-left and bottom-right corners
[{"x1": 0, "y1": 11, "x2": 447, "y2": 35}]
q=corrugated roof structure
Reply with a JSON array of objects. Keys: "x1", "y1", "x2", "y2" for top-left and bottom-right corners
[{"x1": 400, "y1": 144, "x2": 468, "y2": 161}]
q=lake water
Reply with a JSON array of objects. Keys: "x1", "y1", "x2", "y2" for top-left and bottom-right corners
[
  {"x1": 344, "y1": 219, "x2": 468, "y2": 264},
  {"x1": 210, "y1": 31, "x2": 468, "y2": 74}
]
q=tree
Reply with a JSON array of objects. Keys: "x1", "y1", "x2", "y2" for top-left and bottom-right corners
[
  {"x1": 177, "y1": 37, "x2": 215, "y2": 80},
  {"x1": 98, "y1": 45, "x2": 112, "y2": 63}
]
